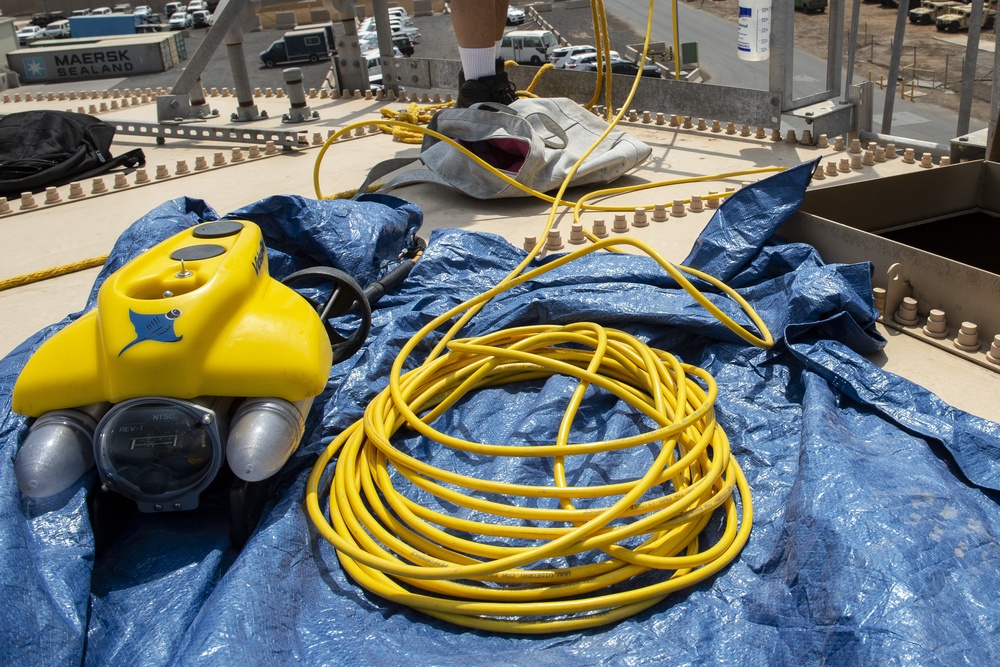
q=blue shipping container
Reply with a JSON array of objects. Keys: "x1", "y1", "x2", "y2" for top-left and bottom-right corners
[{"x1": 68, "y1": 14, "x2": 140, "y2": 38}]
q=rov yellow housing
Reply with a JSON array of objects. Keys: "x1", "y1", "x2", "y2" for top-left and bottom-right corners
[{"x1": 13, "y1": 220, "x2": 333, "y2": 416}]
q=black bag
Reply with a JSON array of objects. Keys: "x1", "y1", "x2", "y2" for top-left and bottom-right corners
[{"x1": 0, "y1": 110, "x2": 145, "y2": 199}]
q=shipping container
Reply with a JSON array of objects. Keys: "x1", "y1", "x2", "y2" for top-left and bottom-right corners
[
  {"x1": 69, "y1": 14, "x2": 140, "y2": 38},
  {"x1": 6, "y1": 34, "x2": 182, "y2": 83}
]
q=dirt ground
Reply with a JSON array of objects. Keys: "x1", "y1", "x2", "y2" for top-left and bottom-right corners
[{"x1": 690, "y1": 0, "x2": 994, "y2": 122}]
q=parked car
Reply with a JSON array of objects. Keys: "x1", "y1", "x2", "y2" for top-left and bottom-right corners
[
  {"x1": 164, "y1": 2, "x2": 182, "y2": 16},
  {"x1": 564, "y1": 50, "x2": 620, "y2": 69},
  {"x1": 387, "y1": 7, "x2": 413, "y2": 25},
  {"x1": 42, "y1": 19, "x2": 71, "y2": 39},
  {"x1": 70, "y1": 9, "x2": 92, "y2": 17},
  {"x1": 92, "y1": 7, "x2": 113, "y2": 15},
  {"x1": 191, "y1": 9, "x2": 212, "y2": 28},
  {"x1": 506, "y1": 7, "x2": 526, "y2": 25},
  {"x1": 112, "y1": 3, "x2": 133, "y2": 12},
  {"x1": 393, "y1": 34, "x2": 414, "y2": 57},
  {"x1": 794, "y1": 0, "x2": 828, "y2": 12},
  {"x1": 133, "y1": 5, "x2": 152, "y2": 17},
  {"x1": 359, "y1": 17, "x2": 421, "y2": 42},
  {"x1": 577, "y1": 58, "x2": 662, "y2": 78},
  {"x1": 550, "y1": 44, "x2": 596, "y2": 68},
  {"x1": 187, "y1": 1, "x2": 205, "y2": 13},
  {"x1": 16, "y1": 25, "x2": 46, "y2": 46},
  {"x1": 168, "y1": 11, "x2": 192, "y2": 29}
]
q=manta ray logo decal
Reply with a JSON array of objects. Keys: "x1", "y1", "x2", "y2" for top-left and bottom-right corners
[{"x1": 119, "y1": 308, "x2": 183, "y2": 356}]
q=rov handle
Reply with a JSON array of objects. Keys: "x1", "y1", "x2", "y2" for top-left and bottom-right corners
[{"x1": 281, "y1": 267, "x2": 372, "y2": 364}]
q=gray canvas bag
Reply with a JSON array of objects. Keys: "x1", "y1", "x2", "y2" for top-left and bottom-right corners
[{"x1": 357, "y1": 97, "x2": 652, "y2": 199}]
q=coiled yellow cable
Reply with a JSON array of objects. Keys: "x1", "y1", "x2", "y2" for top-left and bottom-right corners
[{"x1": 307, "y1": 0, "x2": 775, "y2": 632}]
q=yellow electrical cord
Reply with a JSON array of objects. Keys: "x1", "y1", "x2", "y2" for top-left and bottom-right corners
[{"x1": 307, "y1": 0, "x2": 777, "y2": 632}]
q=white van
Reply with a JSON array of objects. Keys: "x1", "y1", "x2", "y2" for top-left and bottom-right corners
[
  {"x1": 499, "y1": 30, "x2": 558, "y2": 65},
  {"x1": 42, "y1": 19, "x2": 71, "y2": 38}
]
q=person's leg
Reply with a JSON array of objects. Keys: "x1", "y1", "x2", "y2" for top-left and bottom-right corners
[
  {"x1": 452, "y1": 1, "x2": 517, "y2": 107},
  {"x1": 493, "y1": 1, "x2": 509, "y2": 58},
  {"x1": 452, "y1": 0, "x2": 500, "y2": 80}
]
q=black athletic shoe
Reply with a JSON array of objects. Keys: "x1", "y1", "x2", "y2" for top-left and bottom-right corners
[{"x1": 456, "y1": 71, "x2": 518, "y2": 108}]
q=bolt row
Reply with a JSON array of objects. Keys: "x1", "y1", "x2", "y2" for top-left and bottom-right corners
[
  {"x1": 874, "y1": 289, "x2": 1000, "y2": 365},
  {"x1": 522, "y1": 187, "x2": 746, "y2": 254},
  {"x1": 0, "y1": 141, "x2": 282, "y2": 216}
]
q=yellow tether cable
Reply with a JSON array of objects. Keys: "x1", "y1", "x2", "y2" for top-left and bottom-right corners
[
  {"x1": 0, "y1": 255, "x2": 108, "y2": 293},
  {"x1": 307, "y1": 0, "x2": 776, "y2": 632}
]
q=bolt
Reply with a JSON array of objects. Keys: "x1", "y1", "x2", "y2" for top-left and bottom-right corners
[
  {"x1": 213, "y1": 152, "x2": 227, "y2": 166},
  {"x1": 817, "y1": 134, "x2": 829, "y2": 148},
  {"x1": 44, "y1": 187, "x2": 61, "y2": 204},
  {"x1": 671, "y1": 199, "x2": 687, "y2": 217},
  {"x1": 922, "y1": 309, "x2": 948, "y2": 339},
  {"x1": 612, "y1": 213, "x2": 629, "y2": 233},
  {"x1": 134, "y1": 169, "x2": 150, "y2": 184},
  {"x1": 68, "y1": 182, "x2": 85, "y2": 199},
  {"x1": 91, "y1": 177, "x2": 108, "y2": 194},
  {"x1": 194, "y1": 155, "x2": 209, "y2": 171},
  {"x1": 954, "y1": 322, "x2": 981, "y2": 352},
  {"x1": 771, "y1": 128, "x2": 782, "y2": 141},
  {"x1": 113, "y1": 173, "x2": 129, "y2": 189},
  {"x1": 785, "y1": 129, "x2": 797, "y2": 144},
  {"x1": 706, "y1": 191, "x2": 720, "y2": 208},
  {"x1": 568, "y1": 223, "x2": 587, "y2": 244},
  {"x1": 834, "y1": 136, "x2": 845, "y2": 151},
  {"x1": 175, "y1": 160, "x2": 190, "y2": 175},
  {"x1": 689, "y1": 195, "x2": 704, "y2": 213},
  {"x1": 872, "y1": 287, "x2": 886, "y2": 315},
  {"x1": 544, "y1": 229, "x2": 564, "y2": 251},
  {"x1": 919, "y1": 153, "x2": 933, "y2": 168},
  {"x1": 652, "y1": 204, "x2": 668, "y2": 222},
  {"x1": 633, "y1": 208, "x2": 648, "y2": 227},
  {"x1": 591, "y1": 219, "x2": 608, "y2": 238},
  {"x1": 893, "y1": 296, "x2": 919, "y2": 326},
  {"x1": 986, "y1": 334, "x2": 1000, "y2": 365}
]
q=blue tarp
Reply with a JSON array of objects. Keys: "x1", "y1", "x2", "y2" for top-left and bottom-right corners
[{"x1": 2, "y1": 163, "x2": 1000, "y2": 666}]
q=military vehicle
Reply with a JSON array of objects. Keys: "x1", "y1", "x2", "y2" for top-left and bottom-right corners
[
  {"x1": 936, "y1": 3, "x2": 996, "y2": 31},
  {"x1": 909, "y1": 1, "x2": 965, "y2": 25}
]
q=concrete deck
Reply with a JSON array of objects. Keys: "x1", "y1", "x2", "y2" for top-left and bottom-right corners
[{"x1": 1, "y1": 81, "x2": 998, "y2": 423}]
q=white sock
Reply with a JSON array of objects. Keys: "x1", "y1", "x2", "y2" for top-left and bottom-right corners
[
  {"x1": 495, "y1": 39, "x2": 502, "y2": 59},
  {"x1": 460, "y1": 46, "x2": 497, "y2": 81}
]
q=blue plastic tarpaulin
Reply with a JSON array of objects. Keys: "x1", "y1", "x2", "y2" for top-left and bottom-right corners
[{"x1": 2, "y1": 163, "x2": 999, "y2": 666}]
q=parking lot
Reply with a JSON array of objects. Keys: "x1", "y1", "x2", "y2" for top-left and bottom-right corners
[{"x1": 11, "y1": 4, "x2": 646, "y2": 95}]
